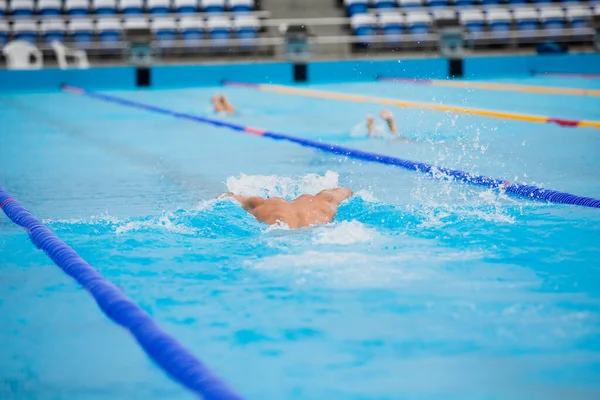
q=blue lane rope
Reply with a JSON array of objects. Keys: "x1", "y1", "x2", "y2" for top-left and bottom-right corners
[
  {"x1": 62, "y1": 86, "x2": 600, "y2": 209},
  {"x1": 0, "y1": 187, "x2": 243, "y2": 400}
]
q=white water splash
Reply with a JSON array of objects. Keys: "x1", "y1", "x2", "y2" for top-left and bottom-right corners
[
  {"x1": 355, "y1": 189, "x2": 378, "y2": 203},
  {"x1": 312, "y1": 220, "x2": 376, "y2": 245},
  {"x1": 115, "y1": 212, "x2": 195, "y2": 235},
  {"x1": 226, "y1": 171, "x2": 340, "y2": 199}
]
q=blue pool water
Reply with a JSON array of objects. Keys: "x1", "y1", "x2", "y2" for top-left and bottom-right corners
[{"x1": 1, "y1": 76, "x2": 600, "y2": 399}]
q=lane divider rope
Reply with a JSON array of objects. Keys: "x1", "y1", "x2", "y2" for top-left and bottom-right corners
[
  {"x1": 376, "y1": 76, "x2": 600, "y2": 97},
  {"x1": 61, "y1": 85, "x2": 600, "y2": 209},
  {"x1": 223, "y1": 81, "x2": 600, "y2": 129},
  {"x1": 0, "y1": 186, "x2": 243, "y2": 400}
]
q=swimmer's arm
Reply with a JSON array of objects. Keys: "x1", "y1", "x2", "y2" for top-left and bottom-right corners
[{"x1": 219, "y1": 192, "x2": 263, "y2": 211}]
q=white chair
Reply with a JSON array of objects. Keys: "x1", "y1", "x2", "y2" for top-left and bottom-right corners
[
  {"x1": 565, "y1": 5, "x2": 591, "y2": 27},
  {"x1": 397, "y1": 0, "x2": 422, "y2": 8},
  {"x1": 10, "y1": 0, "x2": 35, "y2": 16},
  {"x1": 40, "y1": 19, "x2": 67, "y2": 43},
  {"x1": 96, "y1": 17, "x2": 123, "y2": 44},
  {"x1": 229, "y1": 0, "x2": 253, "y2": 12},
  {"x1": 123, "y1": 16, "x2": 150, "y2": 30},
  {"x1": 174, "y1": 0, "x2": 197, "y2": 13},
  {"x1": 405, "y1": 11, "x2": 432, "y2": 34},
  {"x1": 459, "y1": 9, "x2": 485, "y2": 34},
  {"x1": 151, "y1": 16, "x2": 177, "y2": 43},
  {"x1": 12, "y1": 20, "x2": 39, "y2": 43},
  {"x1": 179, "y1": 16, "x2": 204, "y2": 42},
  {"x1": 513, "y1": 7, "x2": 539, "y2": 30},
  {"x1": 0, "y1": 20, "x2": 8, "y2": 45},
  {"x1": 202, "y1": 0, "x2": 225, "y2": 12},
  {"x1": 37, "y1": 0, "x2": 62, "y2": 15},
  {"x1": 119, "y1": 0, "x2": 144, "y2": 14},
  {"x1": 93, "y1": 0, "x2": 117, "y2": 14},
  {"x1": 65, "y1": 0, "x2": 90, "y2": 15},
  {"x1": 2, "y1": 40, "x2": 43, "y2": 69},
  {"x1": 0, "y1": 0, "x2": 6, "y2": 16},
  {"x1": 69, "y1": 18, "x2": 95, "y2": 46},
  {"x1": 51, "y1": 41, "x2": 89, "y2": 69},
  {"x1": 147, "y1": 0, "x2": 171, "y2": 14},
  {"x1": 540, "y1": 7, "x2": 566, "y2": 29}
]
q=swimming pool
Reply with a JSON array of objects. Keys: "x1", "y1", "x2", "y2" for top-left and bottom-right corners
[{"x1": 1, "y1": 74, "x2": 600, "y2": 399}]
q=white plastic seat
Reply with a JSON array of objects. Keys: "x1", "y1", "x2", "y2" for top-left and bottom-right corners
[
  {"x1": 202, "y1": 0, "x2": 225, "y2": 12},
  {"x1": 151, "y1": 16, "x2": 177, "y2": 43},
  {"x1": 37, "y1": 0, "x2": 62, "y2": 15},
  {"x1": 539, "y1": 7, "x2": 565, "y2": 21},
  {"x1": 119, "y1": 0, "x2": 144, "y2": 14},
  {"x1": 486, "y1": 8, "x2": 512, "y2": 23},
  {"x1": 565, "y1": 5, "x2": 591, "y2": 26},
  {"x1": 93, "y1": 0, "x2": 117, "y2": 14},
  {"x1": 174, "y1": 0, "x2": 197, "y2": 12},
  {"x1": 51, "y1": 41, "x2": 89, "y2": 69},
  {"x1": 396, "y1": 0, "x2": 422, "y2": 8},
  {"x1": 147, "y1": 0, "x2": 171, "y2": 14},
  {"x1": 229, "y1": 0, "x2": 253, "y2": 12},
  {"x1": 65, "y1": 0, "x2": 90, "y2": 15},
  {"x1": 69, "y1": 18, "x2": 94, "y2": 46},
  {"x1": 233, "y1": 15, "x2": 259, "y2": 30},
  {"x1": 2, "y1": 40, "x2": 42, "y2": 69},
  {"x1": 179, "y1": 16, "x2": 205, "y2": 31},
  {"x1": 0, "y1": 0, "x2": 6, "y2": 15},
  {"x1": 405, "y1": 11, "x2": 432, "y2": 25},
  {"x1": 12, "y1": 20, "x2": 38, "y2": 43},
  {"x1": 0, "y1": 20, "x2": 9, "y2": 44},
  {"x1": 459, "y1": 9, "x2": 485, "y2": 23},
  {"x1": 96, "y1": 17, "x2": 122, "y2": 44},
  {"x1": 123, "y1": 16, "x2": 150, "y2": 30},
  {"x1": 378, "y1": 12, "x2": 404, "y2": 27},
  {"x1": 10, "y1": 0, "x2": 35, "y2": 16},
  {"x1": 41, "y1": 19, "x2": 67, "y2": 42},
  {"x1": 513, "y1": 8, "x2": 539, "y2": 22},
  {"x1": 351, "y1": 13, "x2": 377, "y2": 28}
]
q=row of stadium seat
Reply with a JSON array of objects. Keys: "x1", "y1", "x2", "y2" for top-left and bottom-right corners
[
  {"x1": 344, "y1": 0, "x2": 599, "y2": 16},
  {"x1": 0, "y1": 0, "x2": 255, "y2": 16},
  {"x1": 0, "y1": 15, "x2": 260, "y2": 46},
  {"x1": 351, "y1": 5, "x2": 596, "y2": 37}
]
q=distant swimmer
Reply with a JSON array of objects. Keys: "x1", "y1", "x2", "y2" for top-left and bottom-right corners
[
  {"x1": 211, "y1": 94, "x2": 235, "y2": 115},
  {"x1": 220, "y1": 188, "x2": 353, "y2": 229},
  {"x1": 366, "y1": 110, "x2": 399, "y2": 137}
]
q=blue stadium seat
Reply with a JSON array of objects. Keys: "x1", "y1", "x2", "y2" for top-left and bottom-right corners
[
  {"x1": 93, "y1": 0, "x2": 117, "y2": 14},
  {"x1": 12, "y1": 20, "x2": 38, "y2": 42},
  {"x1": 96, "y1": 17, "x2": 122, "y2": 45},
  {"x1": 174, "y1": 0, "x2": 198, "y2": 13},
  {"x1": 397, "y1": 0, "x2": 422, "y2": 8},
  {"x1": 565, "y1": 5, "x2": 590, "y2": 28},
  {"x1": 425, "y1": 0, "x2": 448, "y2": 7},
  {"x1": 10, "y1": 0, "x2": 35, "y2": 16},
  {"x1": 351, "y1": 14, "x2": 377, "y2": 37},
  {"x1": 560, "y1": 0, "x2": 580, "y2": 3},
  {"x1": 0, "y1": 21, "x2": 8, "y2": 44},
  {"x1": 207, "y1": 16, "x2": 231, "y2": 40},
  {"x1": 454, "y1": 0, "x2": 476, "y2": 7},
  {"x1": 65, "y1": 0, "x2": 90, "y2": 15},
  {"x1": 405, "y1": 11, "x2": 432, "y2": 38},
  {"x1": 41, "y1": 19, "x2": 67, "y2": 43},
  {"x1": 203, "y1": 0, "x2": 225, "y2": 12},
  {"x1": 179, "y1": 16, "x2": 204, "y2": 44},
  {"x1": 68, "y1": 18, "x2": 94, "y2": 47},
  {"x1": 378, "y1": 12, "x2": 404, "y2": 43},
  {"x1": 230, "y1": 0, "x2": 254, "y2": 12},
  {"x1": 38, "y1": 0, "x2": 61, "y2": 15},
  {"x1": 0, "y1": 0, "x2": 5, "y2": 16},
  {"x1": 120, "y1": 0, "x2": 144, "y2": 14},
  {"x1": 152, "y1": 17, "x2": 177, "y2": 45},
  {"x1": 345, "y1": 0, "x2": 368, "y2": 16},
  {"x1": 486, "y1": 8, "x2": 512, "y2": 42},
  {"x1": 540, "y1": 8, "x2": 566, "y2": 30},
  {"x1": 513, "y1": 8, "x2": 539, "y2": 30},
  {"x1": 481, "y1": 0, "x2": 501, "y2": 5},
  {"x1": 507, "y1": 0, "x2": 527, "y2": 4},
  {"x1": 373, "y1": 0, "x2": 396, "y2": 9},
  {"x1": 233, "y1": 15, "x2": 259, "y2": 48},
  {"x1": 148, "y1": 0, "x2": 171, "y2": 14},
  {"x1": 459, "y1": 9, "x2": 485, "y2": 36},
  {"x1": 532, "y1": 0, "x2": 552, "y2": 3}
]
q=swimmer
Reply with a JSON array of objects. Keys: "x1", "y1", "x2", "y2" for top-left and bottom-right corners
[
  {"x1": 211, "y1": 94, "x2": 235, "y2": 115},
  {"x1": 220, "y1": 187, "x2": 353, "y2": 229},
  {"x1": 366, "y1": 110, "x2": 398, "y2": 137}
]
